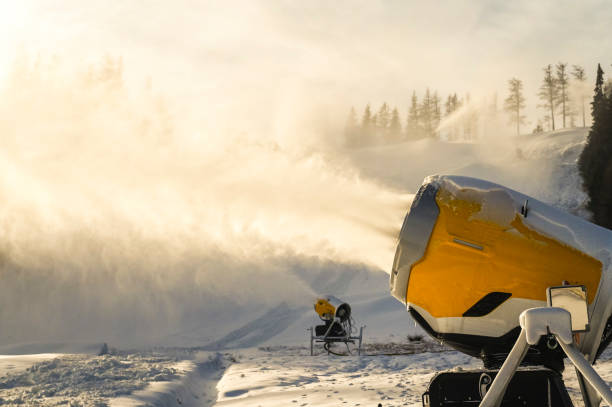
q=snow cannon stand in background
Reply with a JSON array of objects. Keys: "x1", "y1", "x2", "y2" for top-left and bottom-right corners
[
  {"x1": 309, "y1": 295, "x2": 364, "y2": 356},
  {"x1": 390, "y1": 175, "x2": 612, "y2": 407}
]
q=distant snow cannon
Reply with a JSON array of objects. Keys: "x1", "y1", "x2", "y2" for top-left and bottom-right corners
[
  {"x1": 390, "y1": 175, "x2": 612, "y2": 406},
  {"x1": 314, "y1": 296, "x2": 351, "y2": 324},
  {"x1": 310, "y1": 296, "x2": 363, "y2": 356}
]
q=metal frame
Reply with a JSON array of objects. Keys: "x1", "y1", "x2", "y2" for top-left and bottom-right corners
[
  {"x1": 309, "y1": 326, "x2": 364, "y2": 356},
  {"x1": 479, "y1": 307, "x2": 612, "y2": 407}
]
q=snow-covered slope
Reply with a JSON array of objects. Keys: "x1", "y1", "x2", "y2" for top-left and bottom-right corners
[
  {"x1": 5, "y1": 347, "x2": 612, "y2": 406},
  {"x1": 198, "y1": 347, "x2": 612, "y2": 407}
]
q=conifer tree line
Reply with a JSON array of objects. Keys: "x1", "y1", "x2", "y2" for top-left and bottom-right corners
[
  {"x1": 344, "y1": 90, "x2": 481, "y2": 147},
  {"x1": 504, "y1": 63, "x2": 589, "y2": 135},
  {"x1": 345, "y1": 62, "x2": 591, "y2": 146},
  {"x1": 534, "y1": 63, "x2": 587, "y2": 132},
  {"x1": 579, "y1": 63, "x2": 612, "y2": 229}
]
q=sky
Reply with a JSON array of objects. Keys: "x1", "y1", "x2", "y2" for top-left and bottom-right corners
[{"x1": 1, "y1": 1, "x2": 612, "y2": 133}]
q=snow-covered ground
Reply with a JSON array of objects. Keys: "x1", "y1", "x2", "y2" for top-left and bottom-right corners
[
  {"x1": 215, "y1": 348, "x2": 475, "y2": 407},
  {"x1": 212, "y1": 347, "x2": 612, "y2": 407},
  {"x1": 1, "y1": 128, "x2": 601, "y2": 406},
  {"x1": 0, "y1": 351, "x2": 187, "y2": 406},
  {"x1": 4, "y1": 346, "x2": 612, "y2": 407},
  {"x1": 0, "y1": 354, "x2": 61, "y2": 376}
]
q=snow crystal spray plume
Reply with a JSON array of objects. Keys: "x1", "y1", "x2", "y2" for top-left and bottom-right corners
[{"x1": 0, "y1": 55, "x2": 409, "y2": 348}]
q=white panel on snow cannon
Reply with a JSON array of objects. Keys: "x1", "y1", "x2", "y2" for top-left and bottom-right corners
[{"x1": 390, "y1": 175, "x2": 612, "y2": 369}]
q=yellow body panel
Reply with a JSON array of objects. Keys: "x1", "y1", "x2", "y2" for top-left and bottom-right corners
[
  {"x1": 315, "y1": 298, "x2": 335, "y2": 320},
  {"x1": 406, "y1": 187, "x2": 602, "y2": 318}
]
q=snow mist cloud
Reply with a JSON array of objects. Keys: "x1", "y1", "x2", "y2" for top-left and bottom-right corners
[{"x1": 0, "y1": 56, "x2": 408, "y2": 347}]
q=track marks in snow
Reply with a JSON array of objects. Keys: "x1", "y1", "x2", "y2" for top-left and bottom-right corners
[
  {"x1": 215, "y1": 351, "x2": 480, "y2": 406},
  {"x1": 111, "y1": 352, "x2": 229, "y2": 407}
]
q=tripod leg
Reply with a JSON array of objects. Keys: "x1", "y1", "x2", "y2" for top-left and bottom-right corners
[{"x1": 479, "y1": 330, "x2": 529, "y2": 407}]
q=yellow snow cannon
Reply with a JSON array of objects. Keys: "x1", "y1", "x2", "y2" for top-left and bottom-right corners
[
  {"x1": 311, "y1": 296, "x2": 363, "y2": 356},
  {"x1": 314, "y1": 296, "x2": 351, "y2": 323},
  {"x1": 390, "y1": 175, "x2": 612, "y2": 371}
]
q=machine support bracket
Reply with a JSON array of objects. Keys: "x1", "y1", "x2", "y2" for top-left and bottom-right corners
[
  {"x1": 309, "y1": 325, "x2": 365, "y2": 356},
  {"x1": 480, "y1": 307, "x2": 612, "y2": 407}
]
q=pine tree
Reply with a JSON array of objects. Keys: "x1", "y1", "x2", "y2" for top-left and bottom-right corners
[
  {"x1": 600, "y1": 160, "x2": 612, "y2": 227},
  {"x1": 504, "y1": 78, "x2": 526, "y2": 136},
  {"x1": 431, "y1": 91, "x2": 441, "y2": 139},
  {"x1": 377, "y1": 102, "x2": 390, "y2": 134},
  {"x1": 533, "y1": 120, "x2": 544, "y2": 134},
  {"x1": 445, "y1": 95, "x2": 454, "y2": 116},
  {"x1": 406, "y1": 91, "x2": 420, "y2": 139},
  {"x1": 389, "y1": 107, "x2": 402, "y2": 142},
  {"x1": 578, "y1": 64, "x2": 612, "y2": 228},
  {"x1": 556, "y1": 63, "x2": 569, "y2": 128},
  {"x1": 572, "y1": 65, "x2": 587, "y2": 127},
  {"x1": 445, "y1": 95, "x2": 455, "y2": 141},
  {"x1": 371, "y1": 112, "x2": 378, "y2": 137},
  {"x1": 444, "y1": 93, "x2": 460, "y2": 140},
  {"x1": 344, "y1": 106, "x2": 359, "y2": 146},
  {"x1": 538, "y1": 64, "x2": 558, "y2": 131},
  {"x1": 421, "y1": 89, "x2": 433, "y2": 137},
  {"x1": 361, "y1": 104, "x2": 373, "y2": 145}
]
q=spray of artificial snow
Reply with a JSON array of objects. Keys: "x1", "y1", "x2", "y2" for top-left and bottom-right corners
[{"x1": 0, "y1": 56, "x2": 412, "y2": 347}]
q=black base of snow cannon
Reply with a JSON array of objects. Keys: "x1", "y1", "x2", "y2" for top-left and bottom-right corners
[
  {"x1": 315, "y1": 321, "x2": 346, "y2": 337},
  {"x1": 422, "y1": 368, "x2": 573, "y2": 407}
]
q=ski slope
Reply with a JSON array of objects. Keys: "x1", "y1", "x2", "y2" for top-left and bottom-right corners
[
  {"x1": 0, "y1": 128, "x2": 600, "y2": 406},
  {"x1": 4, "y1": 347, "x2": 611, "y2": 406}
]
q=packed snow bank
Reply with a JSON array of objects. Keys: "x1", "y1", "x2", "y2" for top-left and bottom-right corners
[
  {"x1": 0, "y1": 354, "x2": 60, "y2": 376},
  {"x1": 0, "y1": 351, "x2": 192, "y2": 406},
  {"x1": 111, "y1": 352, "x2": 229, "y2": 407}
]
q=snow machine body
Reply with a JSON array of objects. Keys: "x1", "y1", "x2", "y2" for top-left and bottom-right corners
[
  {"x1": 315, "y1": 296, "x2": 351, "y2": 323},
  {"x1": 314, "y1": 296, "x2": 351, "y2": 337},
  {"x1": 310, "y1": 296, "x2": 364, "y2": 355},
  {"x1": 390, "y1": 175, "x2": 612, "y2": 368}
]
